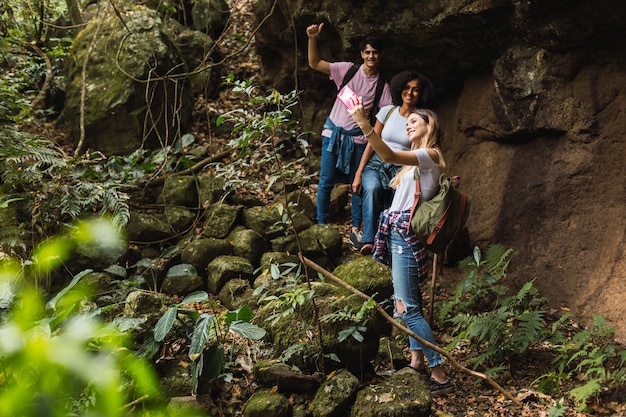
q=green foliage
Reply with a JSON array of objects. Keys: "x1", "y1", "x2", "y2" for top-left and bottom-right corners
[
  {"x1": 438, "y1": 245, "x2": 513, "y2": 320},
  {"x1": 0, "y1": 70, "x2": 33, "y2": 122},
  {"x1": 545, "y1": 314, "x2": 626, "y2": 410},
  {"x1": 448, "y1": 280, "x2": 548, "y2": 369},
  {"x1": 214, "y1": 75, "x2": 312, "y2": 198},
  {"x1": 146, "y1": 294, "x2": 267, "y2": 395},
  {"x1": 0, "y1": 0, "x2": 72, "y2": 123},
  {"x1": 260, "y1": 284, "x2": 314, "y2": 327},
  {"x1": 254, "y1": 261, "x2": 313, "y2": 327},
  {"x1": 443, "y1": 245, "x2": 549, "y2": 371},
  {"x1": 106, "y1": 133, "x2": 198, "y2": 179},
  {"x1": 0, "y1": 127, "x2": 132, "y2": 257},
  {"x1": 320, "y1": 298, "x2": 377, "y2": 342},
  {"x1": 0, "y1": 218, "x2": 168, "y2": 417},
  {"x1": 1, "y1": 0, "x2": 68, "y2": 41},
  {"x1": 443, "y1": 245, "x2": 626, "y2": 411},
  {"x1": 547, "y1": 398, "x2": 569, "y2": 417}
]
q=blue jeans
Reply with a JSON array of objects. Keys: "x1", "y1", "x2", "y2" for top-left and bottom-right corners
[
  {"x1": 361, "y1": 166, "x2": 394, "y2": 244},
  {"x1": 316, "y1": 135, "x2": 366, "y2": 228},
  {"x1": 390, "y1": 229, "x2": 444, "y2": 368}
]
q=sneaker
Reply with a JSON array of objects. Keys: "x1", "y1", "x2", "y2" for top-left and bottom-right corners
[
  {"x1": 349, "y1": 231, "x2": 363, "y2": 250},
  {"x1": 429, "y1": 378, "x2": 453, "y2": 396},
  {"x1": 360, "y1": 243, "x2": 373, "y2": 255}
]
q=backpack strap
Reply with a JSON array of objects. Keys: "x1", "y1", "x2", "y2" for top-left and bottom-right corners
[
  {"x1": 383, "y1": 106, "x2": 396, "y2": 124},
  {"x1": 372, "y1": 73, "x2": 385, "y2": 110},
  {"x1": 427, "y1": 200, "x2": 454, "y2": 246},
  {"x1": 338, "y1": 64, "x2": 359, "y2": 91},
  {"x1": 409, "y1": 168, "x2": 422, "y2": 226},
  {"x1": 339, "y1": 64, "x2": 384, "y2": 125}
]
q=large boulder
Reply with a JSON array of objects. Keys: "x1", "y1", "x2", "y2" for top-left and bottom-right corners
[
  {"x1": 349, "y1": 367, "x2": 431, "y2": 417},
  {"x1": 180, "y1": 237, "x2": 234, "y2": 273},
  {"x1": 255, "y1": 281, "x2": 388, "y2": 375},
  {"x1": 206, "y1": 255, "x2": 254, "y2": 294},
  {"x1": 242, "y1": 388, "x2": 291, "y2": 417},
  {"x1": 62, "y1": 5, "x2": 194, "y2": 154},
  {"x1": 332, "y1": 257, "x2": 393, "y2": 304},
  {"x1": 309, "y1": 368, "x2": 360, "y2": 417},
  {"x1": 126, "y1": 211, "x2": 173, "y2": 242},
  {"x1": 158, "y1": 175, "x2": 198, "y2": 208},
  {"x1": 202, "y1": 202, "x2": 242, "y2": 238}
]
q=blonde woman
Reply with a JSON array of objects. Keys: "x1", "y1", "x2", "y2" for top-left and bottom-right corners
[{"x1": 348, "y1": 104, "x2": 453, "y2": 396}]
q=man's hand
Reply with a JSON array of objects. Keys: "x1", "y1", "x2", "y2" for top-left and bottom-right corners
[
  {"x1": 306, "y1": 23, "x2": 330, "y2": 74},
  {"x1": 306, "y1": 23, "x2": 324, "y2": 38}
]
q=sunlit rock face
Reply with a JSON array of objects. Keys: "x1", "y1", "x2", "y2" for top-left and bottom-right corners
[{"x1": 253, "y1": 0, "x2": 626, "y2": 342}]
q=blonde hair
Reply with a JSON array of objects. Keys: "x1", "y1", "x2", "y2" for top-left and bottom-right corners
[{"x1": 389, "y1": 109, "x2": 447, "y2": 188}]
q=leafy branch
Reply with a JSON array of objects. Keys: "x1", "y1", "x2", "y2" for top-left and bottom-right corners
[{"x1": 148, "y1": 291, "x2": 267, "y2": 395}]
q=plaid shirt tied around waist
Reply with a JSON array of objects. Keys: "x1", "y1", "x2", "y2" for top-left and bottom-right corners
[{"x1": 373, "y1": 209, "x2": 428, "y2": 282}]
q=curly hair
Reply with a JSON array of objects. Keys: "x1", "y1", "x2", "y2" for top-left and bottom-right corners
[{"x1": 389, "y1": 70, "x2": 436, "y2": 108}]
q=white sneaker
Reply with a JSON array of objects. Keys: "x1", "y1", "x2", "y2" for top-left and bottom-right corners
[{"x1": 349, "y1": 231, "x2": 363, "y2": 250}]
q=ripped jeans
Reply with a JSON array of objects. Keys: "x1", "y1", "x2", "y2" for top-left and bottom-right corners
[{"x1": 390, "y1": 228, "x2": 444, "y2": 368}]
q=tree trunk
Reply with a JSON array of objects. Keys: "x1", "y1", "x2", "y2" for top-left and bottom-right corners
[{"x1": 65, "y1": 0, "x2": 82, "y2": 26}]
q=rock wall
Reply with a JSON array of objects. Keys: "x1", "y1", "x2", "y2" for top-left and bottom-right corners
[{"x1": 252, "y1": 0, "x2": 626, "y2": 341}]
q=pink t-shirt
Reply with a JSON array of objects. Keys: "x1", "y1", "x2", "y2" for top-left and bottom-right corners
[{"x1": 321, "y1": 62, "x2": 392, "y2": 144}]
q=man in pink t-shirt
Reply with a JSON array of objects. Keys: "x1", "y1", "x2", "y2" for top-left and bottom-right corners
[{"x1": 306, "y1": 23, "x2": 392, "y2": 250}]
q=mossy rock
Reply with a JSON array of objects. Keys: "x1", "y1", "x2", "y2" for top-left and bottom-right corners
[{"x1": 332, "y1": 256, "x2": 393, "y2": 303}]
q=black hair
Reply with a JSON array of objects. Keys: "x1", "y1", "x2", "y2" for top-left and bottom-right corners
[
  {"x1": 359, "y1": 36, "x2": 385, "y2": 52},
  {"x1": 389, "y1": 70, "x2": 436, "y2": 107}
]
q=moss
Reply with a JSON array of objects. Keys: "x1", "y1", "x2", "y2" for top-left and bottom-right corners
[
  {"x1": 243, "y1": 388, "x2": 291, "y2": 417},
  {"x1": 64, "y1": 6, "x2": 192, "y2": 152},
  {"x1": 350, "y1": 368, "x2": 431, "y2": 417},
  {"x1": 332, "y1": 256, "x2": 393, "y2": 302}
]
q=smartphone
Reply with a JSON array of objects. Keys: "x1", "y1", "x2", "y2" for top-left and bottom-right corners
[{"x1": 337, "y1": 85, "x2": 360, "y2": 110}]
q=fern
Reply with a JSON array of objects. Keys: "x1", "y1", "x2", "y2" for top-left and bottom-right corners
[
  {"x1": 546, "y1": 314, "x2": 626, "y2": 410},
  {"x1": 444, "y1": 247, "x2": 549, "y2": 372},
  {"x1": 512, "y1": 310, "x2": 547, "y2": 353},
  {"x1": 439, "y1": 245, "x2": 511, "y2": 320},
  {"x1": 547, "y1": 398, "x2": 569, "y2": 417},
  {"x1": 0, "y1": 225, "x2": 28, "y2": 252},
  {"x1": 569, "y1": 379, "x2": 602, "y2": 410},
  {"x1": 0, "y1": 127, "x2": 133, "y2": 256},
  {"x1": 484, "y1": 243, "x2": 515, "y2": 278},
  {"x1": 502, "y1": 280, "x2": 546, "y2": 311}
]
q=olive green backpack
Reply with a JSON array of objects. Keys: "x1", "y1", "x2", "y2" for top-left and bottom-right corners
[{"x1": 409, "y1": 170, "x2": 471, "y2": 255}]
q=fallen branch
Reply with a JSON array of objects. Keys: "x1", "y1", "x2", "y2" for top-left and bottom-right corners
[{"x1": 299, "y1": 254, "x2": 522, "y2": 406}]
